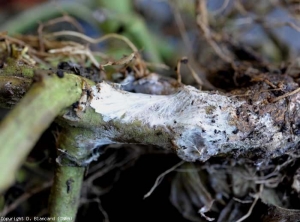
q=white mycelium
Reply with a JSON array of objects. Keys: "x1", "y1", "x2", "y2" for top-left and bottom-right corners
[
  {"x1": 89, "y1": 82, "x2": 237, "y2": 161},
  {"x1": 89, "y1": 82, "x2": 299, "y2": 161}
]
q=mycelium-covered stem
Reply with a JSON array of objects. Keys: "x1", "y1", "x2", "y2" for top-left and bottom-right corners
[{"x1": 63, "y1": 81, "x2": 300, "y2": 162}]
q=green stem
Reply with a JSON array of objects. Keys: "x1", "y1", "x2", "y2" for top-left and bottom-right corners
[
  {"x1": 0, "y1": 1, "x2": 97, "y2": 35},
  {"x1": 49, "y1": 127, "x2": 95, "y2": 221},
  {"x1": 49, "y1": 166, "x2": 84, "y2": 222},
  {"x1": 0, "y1": 72, "x2": 83, "y2": 192},
  {"x1": 99, "y1": 0, "x2": 163, "y2": 63}
]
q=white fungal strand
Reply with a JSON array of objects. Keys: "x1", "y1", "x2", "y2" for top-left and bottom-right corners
[{"x1": 88, "y1": 82, "x2": 300, "y2": 162}]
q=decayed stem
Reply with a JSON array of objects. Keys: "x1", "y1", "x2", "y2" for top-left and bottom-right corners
[
  {"x1": 62, "y1": 81, "x2": 300, "y2": 162},
  {"x1": 0, "y1": 72, "x2": 83, "y2": 192},
  {"x1": 0, "y1": 76, "x2": 32, "y2": 108},
  {"x1": 0, "y1": 65, "x2": 299, "y2": 194}
]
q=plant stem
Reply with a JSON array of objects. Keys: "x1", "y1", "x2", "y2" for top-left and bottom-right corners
[
  {"x1": 0, "y1": 72, "x2": 83, "y2": 192},
  {"x1": 49, "y1": 127, "x2": 96, "y2": 221},
  {"x1": 61, "y1": 81, "x2": 300, "y2": 163},
  {"x1": 0, "y1": 1, "x2": 97, "y2": 35},
  {"x1": 48, "y1": 166, "x2": 84, "y2": 222}
]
